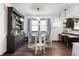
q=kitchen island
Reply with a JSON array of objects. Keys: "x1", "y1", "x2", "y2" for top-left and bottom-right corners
[{"x1": 59, "y1": 31, "x2": 79, "y2": 48}]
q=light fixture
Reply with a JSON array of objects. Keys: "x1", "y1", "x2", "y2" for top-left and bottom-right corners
[
  {"x1": 20, "y1": 18, "x2": 24, "y2": 21},
  {"x1": 64, "y1": 8, "x2": 67, "y2": 22},
  {"x1": 64, "y1": 9, "x2": 67, "y2": 19},
  {"x1": 36, "y1": 7, "x2": 40, "y2": 17},
  {"x1": 36, "y1": 7, "x2": 40, "y2": 21},
  {"x1": 36, "y1": 16, "x2": 40, "y2": 21}
]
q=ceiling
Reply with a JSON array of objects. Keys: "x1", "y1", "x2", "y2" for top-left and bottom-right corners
[{"x1": 11, "y1": 3, "x2": 79, "y2": 19}]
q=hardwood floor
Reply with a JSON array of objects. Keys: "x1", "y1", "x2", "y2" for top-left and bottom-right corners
[{"x1": 3, "y1": 42, "x2": 72, "y2": 56}]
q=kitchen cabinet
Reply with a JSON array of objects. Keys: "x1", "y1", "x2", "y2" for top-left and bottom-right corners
[{"x1": 59, "y1": 33, "x2": 79, "y2": 48}]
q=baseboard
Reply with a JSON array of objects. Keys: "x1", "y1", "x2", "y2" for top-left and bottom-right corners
[{"x1": 0, "y1": 50, "x2": 7, "y2": 56}]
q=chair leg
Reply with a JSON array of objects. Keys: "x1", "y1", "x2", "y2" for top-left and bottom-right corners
[
  {"x1": 35, "y1": 47, "x2": 38, "y2": 54},
  {"x1": 35, "y1": 50, "x2": 37, "y2": 54},
  {"x1": 43, "y1": 47, "x2": 45, "y2": 54}
]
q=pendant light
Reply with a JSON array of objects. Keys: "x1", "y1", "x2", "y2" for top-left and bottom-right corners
[
  {"x1": 64, "y1": 9, "x2": 67, "y2": 23},
  {"x1": 36, "y1": 7, "x2": 40, "y2": 21}
]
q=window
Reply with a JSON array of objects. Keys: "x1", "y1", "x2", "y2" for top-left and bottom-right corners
[
  {"x1": 31, "y1": 20, "x2": 38, "y2": 31},
  {"x1": 74, "y1": 20, "x2": 79, "y2": 30},
  {"x1": 31, "y1": 19, "x2": 47, "y2": 31},
  {"x1": 30, "y1": 19, "x2": 48, "y2": 36},
  {"x1": 40, "y1": 20, "x2": 47, "y2": 31},
  {"x1": 31, "y1": 20, "x2": 38, "y2": 26}
]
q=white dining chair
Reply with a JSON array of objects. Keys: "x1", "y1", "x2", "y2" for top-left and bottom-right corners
[{"x1": 34, "y1": 35, "x2": 46, "y2": 54}]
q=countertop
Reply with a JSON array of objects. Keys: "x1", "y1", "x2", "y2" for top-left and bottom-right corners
[
  {"x1": 62, "y1": 31, "x2": 79, "y2": 36},
  {"x1": 60, "y1": 31, "x2": 79, "y2": 38}
]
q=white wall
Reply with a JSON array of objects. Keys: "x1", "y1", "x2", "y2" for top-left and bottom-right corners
[
  {"x1": 24, "y1": 16, "x2": 27, "y2": 37},
  {"x1": 0, "y1": 3, "x2": 8, "y2": 55},
  {"x1": 50, "y1": 18, "x2": 63, "y2": 41}
]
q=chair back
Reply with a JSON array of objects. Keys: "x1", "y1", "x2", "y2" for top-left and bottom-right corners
[{"x1": 35, "y1": 32, "x2": 46, "y2": 45}]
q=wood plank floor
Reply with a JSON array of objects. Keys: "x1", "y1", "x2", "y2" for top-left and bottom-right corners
[{"x1": 3, "y1": 42, "x2": 72, "y2": 56}]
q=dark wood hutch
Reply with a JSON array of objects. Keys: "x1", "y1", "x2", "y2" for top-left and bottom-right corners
[{"x1": 7, "y1": 7, "x2": 25, "y2": 52}]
